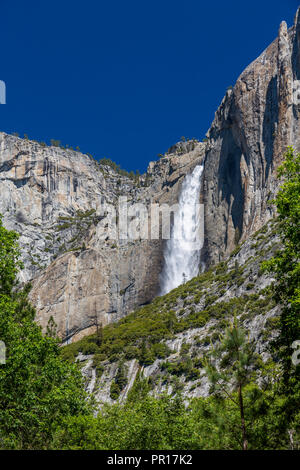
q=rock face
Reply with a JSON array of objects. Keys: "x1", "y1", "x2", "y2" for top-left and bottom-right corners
[
  {"x1": 0, "y1": 9, "x2": 299, "y2": 342},
  {"x1": 202, "y1": 10, "x2": 300, "y2": 265},
  {"x1": 0, "y1": 132, "x2": 204, "y2": 341}
]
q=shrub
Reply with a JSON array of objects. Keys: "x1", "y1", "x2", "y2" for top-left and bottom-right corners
[
  {"x1": 110, "y1": 380, "x2": 121, "y2": 400},
  {"x1": 180, "y1": 343, "x2": 190, "y2": 354},
  {"x1": 151, "y1": 343, "x2": 172, "y2": 359},
  {"x1": 124, "y1": 346, "x2": 140, "y2": 360},
  {"x1": 93, "y1": 353, "x2": 106, "y2": 371},
  {"x1": 246, "y1": 283, "x2": 255, "y2": 291},
  {"x1": 81, "y1": 342, "x2": 99, "y2": 355}
]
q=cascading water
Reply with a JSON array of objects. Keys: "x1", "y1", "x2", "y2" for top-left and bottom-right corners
[{"x1": 159, "y1": 164, "x2": 204, "y2": 295}]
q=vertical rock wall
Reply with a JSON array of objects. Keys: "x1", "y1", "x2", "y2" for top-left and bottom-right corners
[{"x1": 202, "y1": 10, "x2": 300, "y2": 264}]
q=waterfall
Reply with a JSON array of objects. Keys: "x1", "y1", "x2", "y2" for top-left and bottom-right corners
[{"x1": 159, "y1": 164, "x2": 204, "y2": 295}]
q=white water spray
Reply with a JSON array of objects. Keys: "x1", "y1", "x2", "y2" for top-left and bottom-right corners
[{"x1": 159, "y1": 164, "x2": 204, "y2": 295}]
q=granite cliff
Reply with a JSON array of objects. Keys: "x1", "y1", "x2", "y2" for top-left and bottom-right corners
[{"x1": 202, "y1": 9, "x2": 300, "y2": 264}]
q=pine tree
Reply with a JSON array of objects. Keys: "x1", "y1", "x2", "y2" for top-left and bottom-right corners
[
  {"x1": 204, "y1": 318, "x2": 258, "y2": 450},
  {"x1": 139, "y1": 339, "x2": 154, "y2": 366},
  {"x1": 93, "y1": 314, "x2": 103, "y2": 347},
  {"x1": 46, "y1": 315, "x2": 57, "y2": 338}
]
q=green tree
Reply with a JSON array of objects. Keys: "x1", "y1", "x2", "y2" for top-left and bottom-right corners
[
  {"x1": 262, "y1": 147, "x2": 300, "y2": 442},
  {"x1": 93, "y1": 314, "x2": 103, "y2": 347},
  {"x1": 110, "y1": 361, "x2": 128, "y2": 400},
  {"x1": 139, "y1": 339, "x2": 154, "y2": 366},
  {"x1": 52, "y1": 393, "x2": 205, "y2": 450},
  {"x1": 204, "y1": 318, "x2": 258, "y2": 450},
  {"x1": 115, "y1": 361, "x2": 128, "y2": 390},
  {"x1": 46, "y1": 315, "x2": 57, "y2": 338},
  {"x1": 0, "y1": 216, "x2": 91, "y2": 449},
  {"x1": 0, "y1": 215, "x2": 22, "y2": 295}
]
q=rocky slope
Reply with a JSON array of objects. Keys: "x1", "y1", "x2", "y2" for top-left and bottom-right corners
[{"x1": 63, "y1": 219, "x2": 281, "y2": 403}]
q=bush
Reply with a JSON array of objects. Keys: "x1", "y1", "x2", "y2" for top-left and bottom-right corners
[
  {"x1": 80, "y1": 342, "x2": 99, "y2": 355},
  {"x1": 246, "y1": 283, "x2": 255, "y2": 290},
  {"x1": 124, "y1": 345, "x2": 140, "y2": 360},
  {"x1": 180, "y1": 343, "x2": 190, "y2": 354},
  {"x1": 151, "y1": 343, "x2": 172, "y2": 359},
  {"x1": 187, "y1": 368, "x2": 200, "y2": 381},
  {"x1": 115, "y1": 362, "x2": 128, "y2": 391},
  {"x1": 110, "y1": 380, "x2": 121, "y2": 400},
  {"x1": 92, "y1": 353, "x2": 106, "y2": 371}
]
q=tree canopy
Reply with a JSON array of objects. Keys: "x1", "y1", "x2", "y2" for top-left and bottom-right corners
[{"x1": 0, "y1": 216, "x2": 91, "y2": 449}]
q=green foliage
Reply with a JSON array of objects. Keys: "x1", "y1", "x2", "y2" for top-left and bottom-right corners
[
  {"x1": 115, "y1": 362, "x2": 128, "y2": 391},
  {"x1": 92, "y1": 353, "x2": 106, "y2": 369},
  {"x1": 109, "y1": 362, "x2": 128, "y2": 400},
  {"x1": 126, "y1": 371, "x2": 151, "y2": 403},
  {"x1": 261, "y1": 147, "x2": 300, "y2": 434},
  {"x1": 50, "y1": 139, "x2": 61, "y2": 147},
  {"x1": 61, "y1": 305, "x2": 180, "y2": 364},
  {"x1": 180, "y1": 342, "x2": 190, "y2": 354},
  {"x1": 81, "y1": 342, "x2": 99, "y2": 355},
  {"x1": 55, "y1": 209, "x2": 97, "y2": 233},
  {"x1": 263, "y1": 148, "x2": 300, "y2": 368},
  {"x1": 110, "y1": 380, "x2": 121, "y2": 400},
  {"x1": 139, "y1": 340, "x2": 155, "y2": 366},
  {"x1": 51, "y1": 385, "x2": 294, "y2": 450},
  {"x1": 0, "y1": 217, "x2": 91, "y2": 449},
  {"x1": 161, "y1": 354, "x2": 200, "y2": 381},
  {"x1": 54, "y1": 397, "x2": 192, "y2": 450},
  {"x1": 246, "y1": 282, "x2": 255, "y2": 290},
  {"x1": 151, "y1": 342, "x2": 172, "y2": 359},
  {"x1": 98, "y1": 157, "x2": 140, "y2": 182},
  {"x1": 46, "y1": 315, "x2": 57, "y2": 338},
  {"x1": 52, "y1": 394, "x2": 209, "y2": 450},
  {"x1": 204, "y1": 318, "x2": 259, "y2": 449},
  {"x1": 0, "y1": 215, "x2": 23, "y2": 295},
  {"x1": 124, "y1": 345, "x2": 140, "y2": 360}
]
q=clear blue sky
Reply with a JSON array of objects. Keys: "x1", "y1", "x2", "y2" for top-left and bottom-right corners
[{"x1": 0, "y1": 0, "x2": 298, "y2": 172}]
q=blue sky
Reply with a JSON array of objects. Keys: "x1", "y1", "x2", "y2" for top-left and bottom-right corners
[{"x1": 0, "y1": 1, "x2": 298, "y2": 172}]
